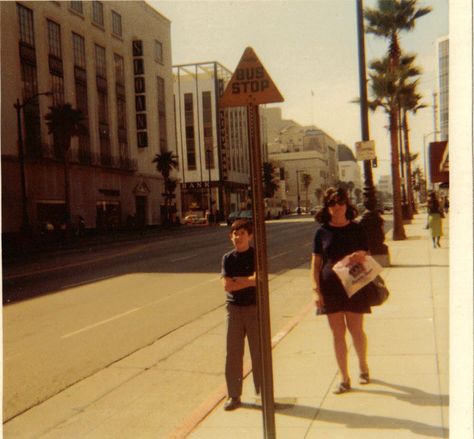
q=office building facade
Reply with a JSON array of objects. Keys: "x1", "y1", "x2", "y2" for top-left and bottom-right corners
[{"x1": 1, "y1": 1, "x2": 177, "y2": 238}]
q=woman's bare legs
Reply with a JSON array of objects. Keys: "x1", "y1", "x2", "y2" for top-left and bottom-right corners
[
  {"x1": 346, "y1": 312, "x2": 369, "y2": 375},
  {"x1": 327, "y1": 312, "x2": 350, "y2": 383}
]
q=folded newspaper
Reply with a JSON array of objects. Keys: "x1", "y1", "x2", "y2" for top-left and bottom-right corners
[{"x1": 332, "y1": 255, "x2": 383, "y2": 297}]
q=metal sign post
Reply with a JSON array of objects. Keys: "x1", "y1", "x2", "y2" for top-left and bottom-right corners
[{"x1": 220, "y1": 47, "x2": 283, "y2": 439}]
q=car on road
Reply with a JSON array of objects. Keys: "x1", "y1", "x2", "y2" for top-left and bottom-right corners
[
  {"x1": 383, "y1": 202, "x2": 393, "y2": 212},
  {"x1": 226, "y1": 210, "x2": 253, "y2": 226},
  {"x1": 183, "y1": 214, "x2": 207, "y2": 225}
]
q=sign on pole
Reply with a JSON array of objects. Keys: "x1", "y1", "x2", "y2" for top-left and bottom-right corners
[
  {"x1": 355, "y1": 140, "x2": 376, "y2": 161},
  {"x1": 220, "y1": 47, "x2": 284, "y2": 108},
  {"x1": 220, "y1": 47, "x2": 283, "y2": 439}
]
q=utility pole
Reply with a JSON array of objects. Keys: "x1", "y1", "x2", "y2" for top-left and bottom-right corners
[{"x1": 356, "y1": 0, "x2": 390, "y2": 266}]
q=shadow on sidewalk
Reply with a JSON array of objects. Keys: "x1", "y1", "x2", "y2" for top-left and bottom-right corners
[
  {"x1": 390, "y1": 264, "x2": 449, "y2": 268},
  {"x1": 357, "y1": 379, "x2": 449, "y2": 406},
  {"x1": 240, "y1": 401, "x2": 448, "y2": 438}
]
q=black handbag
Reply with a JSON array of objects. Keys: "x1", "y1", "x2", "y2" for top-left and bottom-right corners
[{"x1": 362, "y1": 275, "x2": 390, "y2": 306}]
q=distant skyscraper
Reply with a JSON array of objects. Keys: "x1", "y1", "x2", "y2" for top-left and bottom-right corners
[{"x1": 437, "y1": 37, "x2": 449, "y2": 141}]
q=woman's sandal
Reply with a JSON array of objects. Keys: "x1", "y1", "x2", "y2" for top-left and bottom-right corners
[
  {"x1": 359, "y1": 372, "x2": 370, "y2": 385},
  {"x1": 333, "y1": 381, "x2": 351, "y2": 394}
]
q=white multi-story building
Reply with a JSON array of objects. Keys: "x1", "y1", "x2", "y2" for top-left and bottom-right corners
[
  {"x1": 1, "y1": 0, "x2": 177, "y2": 238},
  {"x1": 337, "y1": 144, "x2": 362, "y2": 196},
  {"x1": 269, "y1": 126, "x2": 339, "y2": 210},
  {"x1": 377, "y1": 175, "x2": 393, "y2": 196},
  {"x1": 437, "y1": 36, "x2": 449, "y2": 142},
  {"x1": 173, "y1": 61, "x2": 267, "y2": 217}
]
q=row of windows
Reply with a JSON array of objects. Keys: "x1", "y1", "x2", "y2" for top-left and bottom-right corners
[{"x1": 69, "y1": 1, "x2": 122, "y2": 37}]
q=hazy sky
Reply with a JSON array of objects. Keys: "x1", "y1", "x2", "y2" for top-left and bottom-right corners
[{"x1": 152, "y1": 0, "x2": 448, "y2": 179}]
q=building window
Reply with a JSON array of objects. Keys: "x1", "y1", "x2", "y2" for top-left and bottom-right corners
[
  {"x1": 70, "y1": 1, "x2": 83, "y2": 14},
  {"x1": 202, "y1": 91, "x2": 214, "y2": 168},
  {"x1": 47, "y1": 20, "x2": 61, "y2": 58},
  {"x1": 114, "y1": 53, "x2": 125, "y2": 84},
  {"x1": 17, "y1": 4, "x2": 42, "y2": 158},
  {"x1": 72, "y1": 32, "x2": 86, "y2": 68},
  {"x1": 154, "y1": 40, "x2": 163, "y2": 63},
  {"x1": 72, "y1": 32, "x2": 90, "y2": 162},
  {"x1": 95, "y1": 44, "x2": 106, "y2": 78},
  {"x1": 92, "y1": 1, "x2": 104, "y2": 26},
  {"x1": 111, "y1": 11, "x2": 122, "y2": 37},
  {"x1": 115, "y1": 54, "x2": 128, "y2": 163},
  {"x1": 157, "y1": 76, "x2": 167, "y2": 152},
  {"x1": 184, "y1": 93, "x2": 196, "y2": 170},
  {"x1": 18, "y1": 3, "x2": 35, "y2": 46},
  {"x1": 47, "y1": 19, "x2": 64, "y2": 107}
]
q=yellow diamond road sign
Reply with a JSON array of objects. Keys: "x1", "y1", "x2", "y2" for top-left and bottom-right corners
[{"x1": 219, "y1": 47, "x2": 284, "y2": 107}]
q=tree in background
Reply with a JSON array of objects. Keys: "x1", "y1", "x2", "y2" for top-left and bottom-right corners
[
  {"x1": 301, "y1": 173, "x2": 313, "y2": 210},
  {"x1": 314, "y1": 187, "x2": 324, "y2": 207},
  {"x1": 262, "y1": 161, "x2": 280, "y2": 199},
  {"x1": 152, "y1": 151, "x2": 179, "y2": 224},
  {"x1": 45, "y1": 103, "x2": 85, "y2": 232}
]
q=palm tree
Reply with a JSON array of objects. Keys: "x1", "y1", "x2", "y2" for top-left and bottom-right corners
[
  {"x1": 152, "y1": 151, "x2": 179, "y2": 224},
  {"x1": 364, "y1": 0, "x2": 431, "y2": 68},
  {"x1": 262, "y1": 161, "x2": 280, "y2": 199},
  {"x1": 400, "y1": 87, "x2": 426, "y2": 216},
  {"x1": 371, "y1": 53, "x2": 424, "y2": 221},
  {"x1": 367, "y1": 59, "x2": 420, "y2": 240},
  {"x1": 302, "y1": 173, "x2": 312, "y2": 210},
  {"x1": 364, "y1": 0, "x2": 431, "y2": 240},
  {"x1": 45, "y1": 103, "x2": 85, "y2": 230},
  {"x1": 314, "y1": 187, "x2": 324, "y2": 207}
]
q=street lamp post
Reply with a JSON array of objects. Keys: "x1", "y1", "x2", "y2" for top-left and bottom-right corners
[
  {"x1": 206, "y1": 148, "x2": 213, "y2": 223},
  {"x1": 423, "y1": 131, "x2": 440, "y2": 194},
  {"x1": 296, "y1": 169, "x2": 304, "y2": 215},
  {"x1": 356, "y1": 0, "x2": 390, "y2": 266},
  {"x1": 13, "y1": 91, "x2": 51, "y2": 233}
]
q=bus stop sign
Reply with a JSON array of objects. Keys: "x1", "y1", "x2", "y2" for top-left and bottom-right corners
[{"x1": 219, "y1": 47, "x2": 284, "y2": 107}]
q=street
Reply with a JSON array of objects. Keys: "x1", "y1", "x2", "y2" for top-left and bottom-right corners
[{"x1": 3, "y1": 217, "x2": 319, "y2": 422}]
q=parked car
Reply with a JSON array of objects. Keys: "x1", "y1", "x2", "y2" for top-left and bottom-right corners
[
  {"x1": 226, "y1": 210, "x2": 253, "y2": 226},
  {"x1": 383, "y1": 202, "x2": 393, "y2": 212},
  {"x1": 183, "y1": 214, "x2": 207, "y2": 225},
  {"x1": 226, "y1": 211, "x2": 241, "y2": 226}
]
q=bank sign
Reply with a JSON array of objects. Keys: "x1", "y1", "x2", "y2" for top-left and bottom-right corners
[{"x1": 219, "y1": 47, "x2": 284, "y2": 107}]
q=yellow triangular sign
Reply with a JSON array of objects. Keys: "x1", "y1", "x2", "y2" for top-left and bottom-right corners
[{"x1": 219, "y1": 47, "x2": 284, "y2": 107}]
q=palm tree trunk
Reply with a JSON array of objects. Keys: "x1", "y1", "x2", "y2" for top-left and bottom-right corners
[
  {"x1": 402, "y1": 111, "x2": 416, "y2": 215},
  {"x1": 389, "y1": 108, "x2": 406, "y2": 240}
]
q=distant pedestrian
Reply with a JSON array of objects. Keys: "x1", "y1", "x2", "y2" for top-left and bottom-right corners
[
  {"x1": 311, "y1": 187, "x2": 371, "y2": 394},
  {"x1": 220, "y1": 219, "x2": 260, "y2": 411},
  {"x1": 427, "y1": 192, "x2": 444, "y2": 248}
]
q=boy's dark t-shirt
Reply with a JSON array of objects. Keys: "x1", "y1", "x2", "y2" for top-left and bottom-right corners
[{"x1": 221, "y1": 246, "x2": 256, "y2": 306}]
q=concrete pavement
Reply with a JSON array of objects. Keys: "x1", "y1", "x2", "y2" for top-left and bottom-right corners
[
  {"x1": 185, "y1": 213, "x2": 449, "y2": 438},
  {"x1": 3, "y1": 213, "x2": 450, "y2": 438}
]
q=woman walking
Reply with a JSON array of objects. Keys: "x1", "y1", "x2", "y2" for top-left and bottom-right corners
[
  {"x1": 311, "y1": 187, "x2": 371, "y2": 394},
  {"x1": 427, "y1": 192, "x2": 444, "y2": 248}
]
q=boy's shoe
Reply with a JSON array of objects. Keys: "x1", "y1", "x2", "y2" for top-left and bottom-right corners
[{"x1": 224, "y1": 397, "x2": 241, "y2": 411}]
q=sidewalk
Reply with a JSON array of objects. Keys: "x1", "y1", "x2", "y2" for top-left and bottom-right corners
[{"x1": 184, "y1": 213, "x2": 449, "y2": 438}]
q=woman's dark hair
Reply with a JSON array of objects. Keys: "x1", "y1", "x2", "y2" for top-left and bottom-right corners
[{"x1": 315, "y1": 187, "x2": 358, "y2": 224}]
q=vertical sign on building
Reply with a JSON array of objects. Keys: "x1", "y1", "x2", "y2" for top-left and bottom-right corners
[
  {"x1": 217, "y1": 78, "x2": 228, "y2": 180},
  {"x1": 133, "y1": 40, "x2": 148, "y2": 147}
]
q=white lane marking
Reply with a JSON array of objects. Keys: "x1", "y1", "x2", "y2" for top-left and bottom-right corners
[
  {"x1": 61, "y1": 307, "x2": 142, "y2": 339},
  {"x1": 170, "y1": 254, "x2": 197, "y2": 262},
  {"x1": 60, "y1": 275, "x2": 222, "y2": 339}
]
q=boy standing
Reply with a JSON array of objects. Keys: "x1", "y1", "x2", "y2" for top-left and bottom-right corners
[{"x1": 221, "y1": 219, "x2": 261, "y2": 410}]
